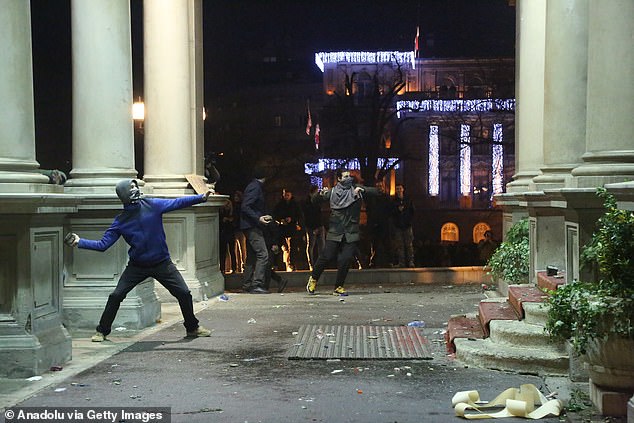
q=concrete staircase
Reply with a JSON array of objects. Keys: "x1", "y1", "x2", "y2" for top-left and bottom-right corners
[{"x1": 446, "y1": 272, "x2": 568, "y2": 376}]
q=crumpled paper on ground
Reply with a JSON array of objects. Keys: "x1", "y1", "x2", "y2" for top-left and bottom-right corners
[{"x1": 451, "y1": 384, "x2": 562, "y2": 419}]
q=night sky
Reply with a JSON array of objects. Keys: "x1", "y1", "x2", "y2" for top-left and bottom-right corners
[{"x1": 29, "y1": 0, "x2": 515, "y2": 172}]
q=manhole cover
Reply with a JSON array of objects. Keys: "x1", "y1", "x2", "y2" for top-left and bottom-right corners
[{"x1": 287, "y1": 324, "x2": 432, "y2": 360}]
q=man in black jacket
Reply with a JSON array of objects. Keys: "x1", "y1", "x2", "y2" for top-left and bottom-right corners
[
  {"x1": 390, "y1": 183, "x2": 415, "y2": 268},
  {"x1": 306, "y1": 169, "x2": 379, "y2": 296},
  {"x1": 240, "y1": 167, "x2": 273, "y2": 294}
]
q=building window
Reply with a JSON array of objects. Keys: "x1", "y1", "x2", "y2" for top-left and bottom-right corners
[
  {"x1": 459, "y1": 124, "x2": 471, "y2": 196},
  {"x1": 492, "y1": 123, "x2": 504, "y2": 195},
  {"x1": 428, "y1": 125, "x2": 439, "y2": 196},
  {"x1": 441, "y1": 222, "x2": 460, "y2": 243},
  {"x1": 274, "y1": 115, "x2": 282, "y2": 127},
  {"x1": 473, "y1": 222, "x2": 491, "y2": 243}
]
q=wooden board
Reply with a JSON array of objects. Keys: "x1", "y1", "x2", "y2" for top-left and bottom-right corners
[{"x1": 185, "y1": 174, "x2": 209, "y2": 195}]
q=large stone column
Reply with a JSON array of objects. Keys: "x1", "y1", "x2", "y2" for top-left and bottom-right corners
[
  {"x1": 143, "y1": 0, "x2": 193, "y2": 193},
  {"x1": 65, "y1": 0, "x2": 137, "y2": 190},
  {"x1": 531, "y1": 0, "x2": 588, "y2": 190},
  {"x1": 505, "y1": 0, "x2": 546, "y2": 193},
  {"x1": 63, "y1": 0, "x2": 160, "y2": 331},
  {"x1": 0, "y1": 0, "x2": 54, "y2": 193},
  {"x1": 143, "y1": 0, "x2": 224, "y2": 301},
  {"x1": 0, "y1": 0, "x2": 71, "y2": 377},
  {"x1": 571, "y1": 0, "x2": 634, "y2": 186}
]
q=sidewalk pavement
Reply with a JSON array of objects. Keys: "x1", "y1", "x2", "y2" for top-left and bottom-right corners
[{"x1": 0, "y1": 283, "x2": 619, "y2": 422}]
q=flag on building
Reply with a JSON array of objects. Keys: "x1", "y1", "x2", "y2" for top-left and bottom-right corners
[
  {"x1": 414, "y1": 26, "x2": 420, "y2": 58},
  {"x1": 305, "y1": 99, "x2": 312, "y2": 135}
]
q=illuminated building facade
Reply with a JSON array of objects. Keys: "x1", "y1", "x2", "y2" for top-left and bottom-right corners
[{"x1": 312, "y1": 51, "x2": 515, "y2": 250}]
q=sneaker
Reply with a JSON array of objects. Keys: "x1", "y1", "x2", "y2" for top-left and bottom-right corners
[
  {"x1": 306, "y1": 276, "x2": 317, "y2": 294},
  {"x1": 333, "y1": 286, "x2": 348, "y2": 296},
  {"x1": 187, "y1": 326, "x2": 212, "y2": 337},
  {"x1": 91, "y1": 331, "x2": 106, "y2": 342}
]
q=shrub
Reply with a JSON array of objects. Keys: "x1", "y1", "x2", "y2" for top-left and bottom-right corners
[{"x1": 486, "y1": 218, "x2": 529, "y2": 283}]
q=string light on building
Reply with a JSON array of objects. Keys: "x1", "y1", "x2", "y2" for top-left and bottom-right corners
[
  {"x1": 304, "y1": 158, "x2": 400, "y2": 175},
  {"x1": 460, "y1": 124, "x2": 471, "y2": 196},
  {"x1": 310, "y1": 175, "x2": 323, "y2": 190},
  {"x1": 315, "y1": 51, "x2": 415, "y2": 72},
  {"x1": 396, "y1": 98, "x2": 515, "y2": 116},
  {"x1": 492, "y1": 123, "x2": 504, "y2": 195},
  {"x1": 428, "y1": 125, "x2": 439, "y2": 196}
]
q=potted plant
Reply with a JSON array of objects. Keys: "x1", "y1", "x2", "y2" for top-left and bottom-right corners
[
  {"x1": 486, "y1": 218, "x2": 530, "y2": 290},
  {"x1": 545, "y1": 188, "x2": 634, "y2": 390}
]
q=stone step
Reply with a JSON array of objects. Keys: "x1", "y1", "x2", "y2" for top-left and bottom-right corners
[
  {"x1": 454, "y1": 337, "x2": 569, "y2": 376},
  {"x1": 445, "y1": 314, "x2": 485, "y2": 354},
  {"x1": 507, "y1": 284, "x2": 549, "y2": 318},
  {"x1": 536, "y1": 271, "x2": 566, "y2": 292},
  {"x1": 478, "y1": 299, "x2": 519, "y2": 337},
  {"x1": 523, "y1": 302, "x2": 549, "y2": 326},
  {"x1": 488, "y1": 320, "x2": 565, "y2": 350}
]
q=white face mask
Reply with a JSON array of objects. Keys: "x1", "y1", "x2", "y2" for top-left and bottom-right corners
[{"x1": 129, "y1": 182, "x2": 141, "y2": 203}]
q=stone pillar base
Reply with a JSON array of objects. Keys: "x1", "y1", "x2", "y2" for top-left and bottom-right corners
[
  {"x1": 590, "y1": 379, "x2": 633, "y2": 417},
  {"x1": 0, "y1": 324, "x2": 71, "y2": 378},
  {"x1": 63, "y1": 280, "x2": 160, "y2": 332}
]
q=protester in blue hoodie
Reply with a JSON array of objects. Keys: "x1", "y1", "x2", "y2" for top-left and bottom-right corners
[{"x1": 65, "y1": 179, "x2": 213, "y2": 342}]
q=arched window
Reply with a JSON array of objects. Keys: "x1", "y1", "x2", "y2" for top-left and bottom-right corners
[
  {"x1": 441, "y1": 222, "x2": 460, "y2": 243},
  {"x1": 473, "y1": 222, "x2": 491, "y2": 243}
]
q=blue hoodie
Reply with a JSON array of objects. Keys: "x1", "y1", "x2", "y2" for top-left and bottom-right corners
[{"x1": 78, "y1": 187, "x2": 206, "y2": 266}]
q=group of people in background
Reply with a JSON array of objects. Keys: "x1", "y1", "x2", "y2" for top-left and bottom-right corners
[{"x1": 219, "y1": 167, "x2": 421, "y2": 295}]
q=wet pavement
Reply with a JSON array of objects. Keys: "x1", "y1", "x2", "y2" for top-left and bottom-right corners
[{"x1": 0, "y1": 284, "x2": 609, "y2": 422}]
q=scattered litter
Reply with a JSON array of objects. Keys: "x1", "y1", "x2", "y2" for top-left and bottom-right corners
[
  {"x1": 338, "y1": 297, "x2": 346, "y2": 302},
  {"x1": 326, "y1": 359, "x2": 341, "y2": 362},
  {"x1": 50, "y1": 366, "x2": 63, "y2": 371},
  {"x1": 112, "y1": 379, "x2": 121, "y2": 385},
  {"x1": 218, "y1": 294, "x2": 229, "y2": 302},
  {"x1": 292, "y1": 331, "x2": 299, "y2": 336},
  {"x1": 229, "y1": 363, "x2": 239, "y2": 367},
  {"x1": 26, "y1": 376, "x2": 42, "y2": 381},
  {"x1": 54, "y1": 388, "x2": 66, "y2": 392},
  {"x1": 114, "y1": 326, "x2": 127, "y2": 332},
  {"x1": 111, "y1": 364, "x2": 119, "y2": 368},
  {"x1": 442, "y1": 285, "x2": 454, "y2": 289},
  {"x1": 367, "y1": 335, "x2": 378, "y2": 339},
  {"x1": 315, "y1": 329, "x2": 324, "y2": 340},
  {"x1": 331, "y1": 369, "x2": 344, "y2": 374},
  {"x1": 357, "y1": 389, "x2": 363, "y2": 394},
  {"x1": 202, "y1": 294, "x2": 208, "y2": 301},
  {"x1": 407, "y1": 320, "x2": 425, "y2": 327},
  {"x1": 406, "y1": 372, "x2": 412, "y2": 377},
  {"x1": 387, "y1": 374, "x2": 395, "y2": 378},
  {"x1": 247, "y1": 318, "x2": 257, "y2": 324}
]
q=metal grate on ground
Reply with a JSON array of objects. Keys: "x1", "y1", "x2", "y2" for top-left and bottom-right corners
[{"x1": 287, "y1": 324, "x2": 432, "y2": 360}]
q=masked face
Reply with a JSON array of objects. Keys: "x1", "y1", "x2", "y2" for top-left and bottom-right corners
[
  {"x1": 339, "y1": 171, "x2": 354, "y2": 188},
  {"x1": 129, "y1": 181, "x2": 141, "y2": 203}
]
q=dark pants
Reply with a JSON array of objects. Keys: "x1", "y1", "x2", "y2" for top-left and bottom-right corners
[
  {"x1": 242, "y1": 227, "x2": 268, "y2": 290},
  {"x1": 311, "y1": 238, "x2": 358, "y2": 287},
  {"x1": 96, "y1": 260, "x2": 198, "y2": 336}
]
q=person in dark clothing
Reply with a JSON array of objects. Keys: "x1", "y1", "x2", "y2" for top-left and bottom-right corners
[
  {"x1": 64, "y1": 179, "x2": 213, "y2": 342},
  {"x1": 302, "y1": 185, "x2": 325, "y2": 271},
  {"x1": 273, "y1": 189, "x2": 302, "y2": 271},
  {"x1": 390, "y1": 183, "x2": 416, "y2": 267},
  {"x1": 365, "y1": 181, "x2": 392, "y2": 268},
  {"x1": 262, "y1": 220, "x2": 288, "y2": 293},
  {"x1": 231, "y1": 190, "x2": 246, "y2": 272},
  {"x1": 219, "y1": 198, "x2": 237, "y2": 273},
  {"x1": 306, "y1": 169, "x2": 380, "y2": 296},
  {"x1": 240, "y1": 167, "x2": 273, "y2": 294}
]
